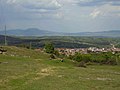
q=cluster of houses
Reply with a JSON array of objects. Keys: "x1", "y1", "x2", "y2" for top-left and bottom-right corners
[
  {"x1": 56, "y1": 45, "x2": 120, "y2": 56},
  {"x1": 35, "y1": 44, "x2": 120, "y2": 56}
]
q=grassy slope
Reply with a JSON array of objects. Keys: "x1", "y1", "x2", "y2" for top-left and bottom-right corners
[{"x1": 0, "y1": 46, "x2": 120, "y2": 90}]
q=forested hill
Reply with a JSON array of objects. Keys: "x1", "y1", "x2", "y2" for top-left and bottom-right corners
[
  {"x1": 0, "y1": 35, "x2": 120, "y2": 48},
  {"x1": 0, "y1": 35, "x2": 22, "y2": 45}
]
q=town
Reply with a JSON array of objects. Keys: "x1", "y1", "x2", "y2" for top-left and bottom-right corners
[{"x1": 56, "y1": 44, "x2": 120, "y2": 56}]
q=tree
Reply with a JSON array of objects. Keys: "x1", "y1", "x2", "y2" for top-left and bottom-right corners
[{"x1": 44, "y1": 42, "x2": 54, "y2": 54}]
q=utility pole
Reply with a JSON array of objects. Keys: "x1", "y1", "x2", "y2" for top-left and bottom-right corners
[{"x1": 5, "y1": 25, "x2": 7, "y2": 46}]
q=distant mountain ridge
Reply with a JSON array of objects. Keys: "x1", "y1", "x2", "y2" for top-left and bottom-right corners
[
  {"x1": 0, "y1": 28, "x2": 62, "y2": 36},
  {"x1": 0, "y1": 28, "x2": 120, "y2": 37}
]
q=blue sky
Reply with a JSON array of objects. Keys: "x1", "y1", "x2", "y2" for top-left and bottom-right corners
[{"x1": 0, "y1": 0, "x2": 120, "y2": 32}]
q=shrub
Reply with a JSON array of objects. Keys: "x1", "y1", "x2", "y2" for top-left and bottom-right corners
[
  {"x1": 44, "y1": 42, "x2": 54, "y2": 54},
  {"x1": 71, "y1": 52, "x2": 119, "y2": 65},
  {"x1": 73, "y1": 53, "x2": 82, "y2": 62}
]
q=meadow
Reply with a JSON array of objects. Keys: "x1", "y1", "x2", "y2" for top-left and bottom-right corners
[{"x1": 0, "y1": 46, "x2": 120, "y2": 90}]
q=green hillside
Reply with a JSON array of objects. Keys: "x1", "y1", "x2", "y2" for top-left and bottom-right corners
[
  {"x1": 1, "y1": 35, "x2": 120, "y2": 48},
  {"x1": 0, "y1": 46, "x2": 120, "y2": 90}
]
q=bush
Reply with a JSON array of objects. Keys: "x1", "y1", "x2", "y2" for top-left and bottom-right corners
[
  {"x1": 44, "y1": 42, "x2": 54, "y2": 54},
  {"x1": 72, "y1": 53, "x2": 91, "y2": 63},
  {"x1": 70, "y1": 52, "x2": 119, "y2": 65},
  {"x1": 73, "y1": 53, "x2": 82, "y2": 62}
]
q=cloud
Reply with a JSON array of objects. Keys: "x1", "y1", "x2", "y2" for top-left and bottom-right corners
[
  {"x1": 1, "y1": 0, "x2": 120, "y2": 32},
  {"x1": 78, "y1": 0, "x2": 104, "y2": 7},
  {"x1": 77, "y1": 0, "x2": 120, "y2": 7},
  {"x1": 6, "y1": 0, "x2": 62, "y2": 10},
  {"x1": 21, "y1": 0, "x2": 61, "y2": 10},
  {"x1": 59, "y1": 0, "x2": 78, "y2": 5},
  {"x1": 4, "y1": 0, "x2": 63, "y2": 19},
  {"x1": 90, "y1": 4, "x2": 120, "y2": 18},
  {"x1": 90, "y1": 9, "x2": 102, "y2": 18}
]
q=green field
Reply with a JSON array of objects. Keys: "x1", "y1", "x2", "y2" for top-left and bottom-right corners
[{"x1": 0, "y1": 46, "x2": 120, "y2": 90}]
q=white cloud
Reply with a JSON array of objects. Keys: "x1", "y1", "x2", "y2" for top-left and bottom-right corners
[
  {"x1": 90, "y1": 4, "x2": 120, "y2": 18},
  {"x1": 90, "y1": 9, "x2": 102, "y2": 18},
  {"x1": 4, "y1": 0, "x2": 63, "y2": 19},
  {"x1": 6, "y1": 0, "x2": 62, "y2": 10}
]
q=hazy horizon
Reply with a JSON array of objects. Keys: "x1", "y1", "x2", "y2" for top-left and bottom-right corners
[
  {"x1": 0, "y1": 27, "x2": 120, "y2": 33},
  {"x1": 0, "y1": 0, "x2": 120, "y2": 33}
]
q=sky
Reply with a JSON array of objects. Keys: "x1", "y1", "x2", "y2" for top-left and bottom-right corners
[{"x1": 0, "y1": 0, "x2": 120, "y2": 32}]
